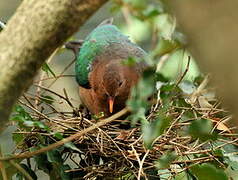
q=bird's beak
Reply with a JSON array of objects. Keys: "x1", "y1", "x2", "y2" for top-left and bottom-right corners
[{"x1": 108, "y1": 97, "x2": 114, "y2": 114}]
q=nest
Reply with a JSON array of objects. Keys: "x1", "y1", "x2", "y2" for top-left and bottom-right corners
[
  {"x1": 14, "y1": 74, "x2": 238, "y2": 180},
  {"x1": 9, "y1": 54, "x2": 236, "y2": 179}
]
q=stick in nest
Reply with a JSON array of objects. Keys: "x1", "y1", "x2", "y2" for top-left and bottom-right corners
[{"x1": 0, "y1": 108, "x2": 129, "y2": 161}]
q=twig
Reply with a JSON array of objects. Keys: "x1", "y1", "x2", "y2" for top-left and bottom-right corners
[
  {"x1": 189, "y1": 75, "x2": 209, "y2": 104},
  {"x1": 22, "y1": 94, "x2": 35, "y2": 108},
  {"x1": 9, "y1": 160, "x2": 33, "y2": 180},
  {"x1": 47, "y1": 59, "x2": 75, "y2": 89},
  {"x1": 0, "y1": 150, "x2": 7, "y2": 180},
  {"x1": 156, "y1": 54, "x2": 170, "y2": 72},
  {"x1": 139, "y1": 150, "x2": 150, "y2": 180},
  {"x1": 13, "y1": 131, "x2": 51, "y2": 136},
  {"x1": 165, "y1": 110, "x2": 185, "y2": 137},
  {"x1": 33, "y1": 84, "x2": 74, "y2": 108},
  {"x1": 122, "y1": 6, "x2": 132, "y2": 28},
  {"x1": 35, "y1": 48, "x2": 59, "y2": 106},
  {"x1": 63, "y1": 88, "x2": 73, "y2": 109},
  {"x1": 151, "y1": 24, "x2": 159, "y2": 50},
  {"x1": 175, "y1": 56, "x2": 191, "y2": 87},
  {"x1": 131, "y1": 145, "x2": 148, "y2": 180},
  {"x1": 18, "y1": 100, "x2": 78, "y2": 131},
  {"x1": 83, "y1": 118, "x2": 135, "y2": 167},
  {"x1": 173, "y1": 156, "x2": 214, "y2": 164},
  {"x1": 34, "y1": 75, "x2": 74, "y2": 83},
  {"x1": 0, "y1": 108, "x2": 129, "y2": 161}
]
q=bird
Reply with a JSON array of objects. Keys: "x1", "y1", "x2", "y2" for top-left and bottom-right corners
[{"x1": 66, "y1": 18, "x2": 147, "y2": 117}]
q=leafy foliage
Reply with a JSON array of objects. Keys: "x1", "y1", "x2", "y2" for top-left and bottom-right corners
[
  {"x1": 11, "y1": 105, "x2": 50, "y2": 131},
  {"x1": 188, "y1": 118, "x2": 218, "y2": 141},
  {"x1": 155, "y1": 152, "x2": 177, "y2": 169},
  {"x1": 1, "y1": 0, "x2": 237, "y2": 180},
  {"x1": 190, "y1": 163, "x2": 228, "y2": 180}
]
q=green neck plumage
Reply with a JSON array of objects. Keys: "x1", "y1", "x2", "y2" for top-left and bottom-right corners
[{"x1": 75, "y1": 24, "x2": 143, "y2": 88}]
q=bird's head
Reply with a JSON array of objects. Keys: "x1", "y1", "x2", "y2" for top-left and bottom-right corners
[
  {"x1": 102, "y1": 66, "x2": 125, "y2": 113},
  {"x1": 90, "y1": 61, "x2": 139, "y2": 115}
]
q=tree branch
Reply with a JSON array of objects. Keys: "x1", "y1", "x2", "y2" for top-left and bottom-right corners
[
  {"x1": 168, "y1": 1, "x2": 238, "y2": 126},
  {"x1": 0, "y1": 0, "x2": 108, "y2": 131}
]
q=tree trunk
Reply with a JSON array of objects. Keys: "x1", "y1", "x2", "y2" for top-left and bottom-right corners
[
  {"x1": 0, "y1": 0, "x2": 107, "y2": 131},
  {"x1": 168, "y1": 1, "x2": 238, "y2": 126}
]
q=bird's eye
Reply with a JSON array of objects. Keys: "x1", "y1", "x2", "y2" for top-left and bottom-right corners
[
  {"x1": 103, "y1": 93, "x2": 108, "y2": 98},
  {"x1": 119, "y1": 81, "x2": 123, "y2": 87}
]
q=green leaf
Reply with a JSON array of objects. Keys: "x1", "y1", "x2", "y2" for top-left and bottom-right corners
[
  {"x1": 59, "y1": 164, "x2": 71, "y2": 180},
  {"x1": 19, "y1": 164, "x2": 37, "y2": 180},
  {"x1": 142, "y1": 108, "x2": 172, "y2": 148},
  {"x1": 64, "y1": 142, "x2": 82, "y2": 153},
  {"x1": 120, "y1": 172, "x2": 135, "y2": 180},
  {"x1": 11, "y1": 115, "x2": 25, "y2": 123},
  {"x1": 127, "y1": 68, "x2": 156, "y2": 109},
  {"x1": 92, "y1": 111, "x2": 105, "y2": 120},
  {"x1": 225, "y1": 165, "x2": 238, "y2": 179},
  {"x1": 46, "y1": 149, "x2": 63, "y2": 164},
  {"x1": 155, "y1": 152, "x2": 177, "y2": 169},
  {"x1": 155, "y1": 72, "x2": 169, "y2": 82},
  {"x1": 174, "y1": 170, "x2": 192, "y2": 180},
  {"x1": 152, "y1": 38, "x2": 178, "y2": 57},
  {"x1": 194, "y1": 75, "x2": 205, "y2": 86},
  {"x1": 142, "y1": 5, "x2": 163, "y2": 19},
  {"x1": 223, "y1": 147, "x2": 238, "y2": 171},
  {"x1": 136, "y1": 68, "x2": 156, "y2": 99},
  {"x1": 160, "y1": 83, "x2": 175, "y2": 92},
  {"x1": 127, "y1": 96, "x2": 148, "y2": 114},
  {"x1": 11, "y1": 105, "x2": 33, "y2": 122},
  {"x1": 157, "y1": 169, "x2": 172, "y2": 179},
  {"x1": 42, "y1": 63, "x2": 56, "y2": 77},
  {"x1": 229, "y1": 161, "x2": 238, "y2": 170},
  {"x1": 15, "y1": 164, "x2": 38, "y2": 180},
  {"x1": 23, "y1": 120, "x2": 34, "y2": 127},
  {"x1": 188, "y1": 118, "x2": 217, "y2": 141},
  {"x1": 15, "y1": 105, "x2": 25, "y2": 113},
  {"x1": 190, "y1": 163, "x2": 228, "y2": 180},
  {"x1": 213, "y1": 149, "x2": 223, "y2": 157},
  {"x1": 127, "y1": 68, "x2": 156, "y2": 126},
  {"x1": 126, "y1": 107, "x2": 147, "y2": 126},
  {"x1": 34, "y1": 153, "x2": 52, "y2": 173},
  {"x1": 33, "y1": 121, "x2": 50, "y2": 131},
  {"x1": 16, "y1": 173, "x2": 23, "y2": 180},
  {"x1": 53, "y1": 132, "x2": 64, "y2": 140},
  {"x1": 11, "y1": 105, "x2": 49, "y2": 131},
  {"x1": 178, "y1": 81, "x2": 196, "y2": 94},
  {"x1": 123, "y1": 0, "x2": 146, "y2": 9},
  {"x1": 12, "y1": 133, "x2": 24, "y2": 144}
]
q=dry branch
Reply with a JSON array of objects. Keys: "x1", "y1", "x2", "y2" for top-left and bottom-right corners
[{"x1": 0, "y1": 0, "x2": 108, "y2": 131}]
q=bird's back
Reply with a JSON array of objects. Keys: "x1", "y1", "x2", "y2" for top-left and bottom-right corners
[{"x1": 75, "y1": 24, "x2": 147, "y2": 88}]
